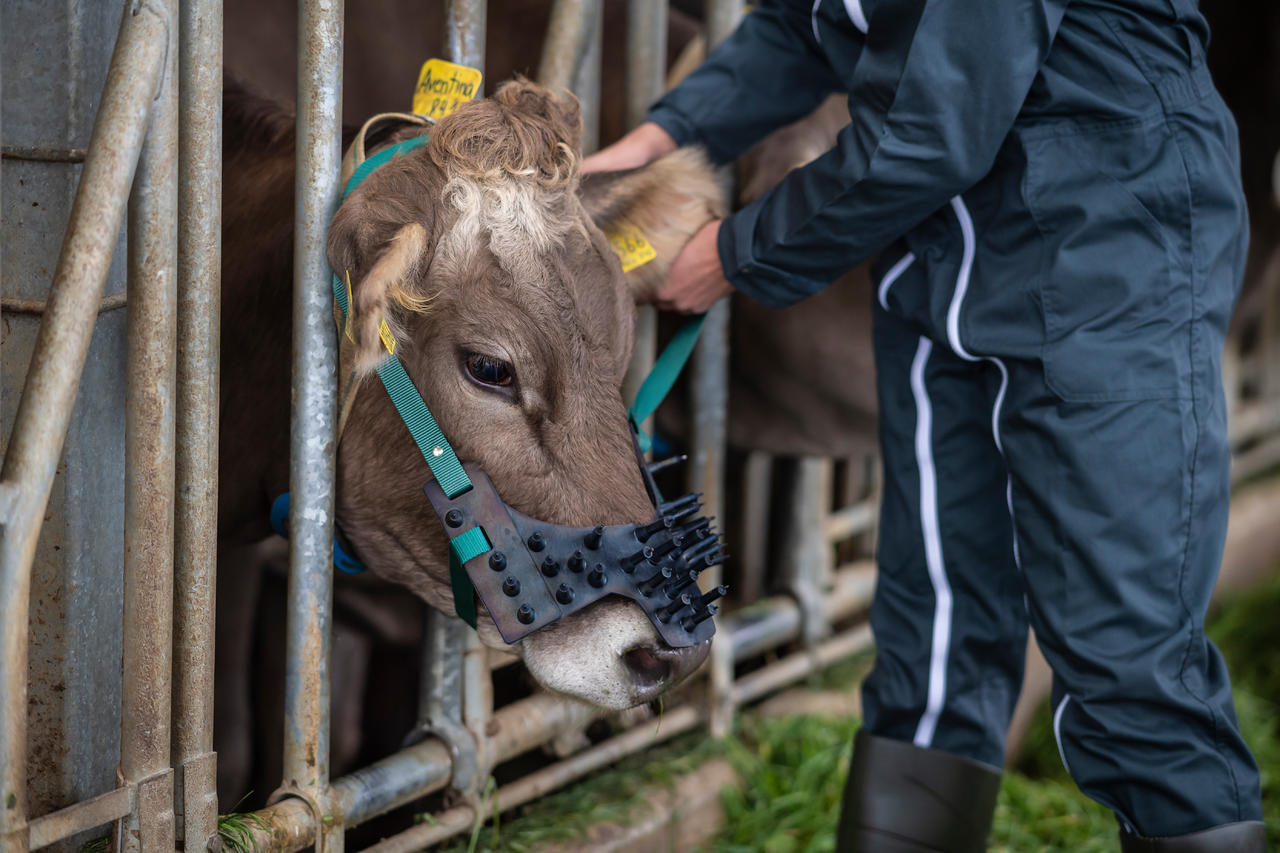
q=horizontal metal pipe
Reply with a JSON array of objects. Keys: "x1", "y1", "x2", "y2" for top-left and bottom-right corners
[
  {"x1": 0, "y1": 292, "x2": 127, "y2": 316},
  {"x1": 732, "y1": 623, "x2": 875, "y2": 707},
  {"x1": 26, "y1": 787, "x2": 133, "y2": 851},
  {"x1": 362, "y1": 705, "x2": 703, "y2": 853},
  {"x1": 824, "y1": 500, "x2": 877, "y2": 543},
  {"x1": 0, "y1": 4, "x2": 169, "y2": 848},
  {"x1": 725, "y1": 562, "x2": 875, "y2": 661}
]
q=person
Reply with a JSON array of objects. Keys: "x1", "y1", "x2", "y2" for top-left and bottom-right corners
[{"x1": 582, "y1": 1, "x2": 1265, "y2": 850}]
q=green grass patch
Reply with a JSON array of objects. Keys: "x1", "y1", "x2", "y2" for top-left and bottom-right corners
[{"x1": 217, "y1": 795, "x2": 272, "y2": 853}]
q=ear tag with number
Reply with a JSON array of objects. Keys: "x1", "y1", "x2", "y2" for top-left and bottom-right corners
[
  {"x1": 605, "y1": 223, "x2": 657, "y2": 273},
  {"x1": 412, "y1": 58, "x2": 484, "y2": 119}
]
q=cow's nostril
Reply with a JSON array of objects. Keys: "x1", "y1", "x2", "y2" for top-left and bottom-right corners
[{"x1": 622, "y1": 645, "x2": 671, "y2": 689}]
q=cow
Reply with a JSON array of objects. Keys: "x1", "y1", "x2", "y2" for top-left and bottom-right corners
[{"x1": 216, "y1": 76, "x2": 726, "y2": 803}]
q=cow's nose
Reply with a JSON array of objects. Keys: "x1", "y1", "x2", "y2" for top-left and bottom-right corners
[{"x1": 621, "y1": 638, "x2": 711, "y2": 701}]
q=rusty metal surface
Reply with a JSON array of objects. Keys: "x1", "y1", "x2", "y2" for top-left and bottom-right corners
[
  {"x1": 25, "y1": 787, "x2": 132, "y2": 851},
  {"x1": 1, "y1": 292, "x2": 128, "y2": 316},
  {"x1": 172, "y1": 0, "x2": 223, "y2": 848},
  {"x1": 0, "y1": 2, "x2": 169, "y2": 848},
  {"x1": 119, "y1": 0, "x2": 179, "y2": 849},
  {"x1": 0, "y1": 147, "x2": 89, "y2": 164},
  {"x1": 280, "y1": 1, "x2": 343, "y2": 841},
  {"x1": 571, "y1": 0, "x2": 603, "y2": 154}
]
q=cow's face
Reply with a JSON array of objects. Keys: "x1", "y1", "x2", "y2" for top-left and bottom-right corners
[{"x1": 326, "y1": 80, "x2": 725, "y2": 709}]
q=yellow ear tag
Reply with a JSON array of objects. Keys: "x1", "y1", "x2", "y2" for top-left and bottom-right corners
[
  {"x1": 412, "y1": 58, "x2": 484, "y2": 120},
  {"x1": 379, "y1": 319, "x2": 397, "y2": 355},
  {"x1": 343, "y1": 271, "x2": 356, "y2": 342},
  {"x1": 605, "y1": 223, "x2": 657, "y2": 273}
]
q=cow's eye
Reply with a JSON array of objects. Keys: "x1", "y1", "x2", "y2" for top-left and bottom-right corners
[{"x1": 464, "y1": 353, "x2": 514, "y2": 388}]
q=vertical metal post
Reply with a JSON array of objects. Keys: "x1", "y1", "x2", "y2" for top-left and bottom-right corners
[
  {"x1": 0, "y1": 6, "x2": 168, "y2": 847},
  {"x1": 536, "y1": 0, "x2": 601, "y2": 94},
  {"x1": 694, "y1": 0, "x2": 743, "y2": 739},
  {"x1": 173, "y1": 0, "x2": 222, "y2": 847},
  {"x1": 119, "y1": 0, "x2": 180, "y2": 848},
  {"x1": 619, "y1": 0, "x2": 667, "y2": 412},
  {"x1": 281, "y1": 1, "x2": 343, "y2": 850},
  {"x1": 444, "y1": 0, "x2": 486, "y2": 85},
  {"x1": 571, "y1": 0, "x2": 604, "y2": 154},
  {"x1": 783, "y1": 457, "x2": 832, "y2": 664}
]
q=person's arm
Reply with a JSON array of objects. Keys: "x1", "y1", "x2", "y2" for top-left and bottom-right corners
[
  {"x1": 717, "y1": 0, "x2": 1069, "y2": 308},
  {"x1": 646, "y1": 0, "x2": 848, "y2": 165}
]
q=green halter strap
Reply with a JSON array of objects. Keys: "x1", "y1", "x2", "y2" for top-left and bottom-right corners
[{"x1": 334, "y1": 134, "x2": 706, "y2": 629}]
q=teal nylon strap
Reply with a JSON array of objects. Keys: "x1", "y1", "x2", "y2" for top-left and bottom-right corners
[
  {"x1": 448, "y1": 526, "x2": 490, "y2": 628},
  {"x1": 335, "y1": 132, "x2": 483, "y2": 624},
  {"x1": 626, "y1": 314, "x2": 706, "y2": 451}
]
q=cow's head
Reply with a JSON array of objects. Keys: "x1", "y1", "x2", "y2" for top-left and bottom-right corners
[{"x1": 326, "y1": 79, "x2": 726, "y2": 709}]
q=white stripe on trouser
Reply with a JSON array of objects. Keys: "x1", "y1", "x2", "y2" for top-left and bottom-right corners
[
  {"x1": 946, "y1": 196, "x2": 1023, "y2": 573},
  {"x1": 910, "y1": 336, "x2": 952, "y2": 747},
  {"x1": 842, "y1": 0, "x2": 869, "y2": 32},
  {"x1": 877, "y1": 251, "x2": 916, "y2": 311},
  {"x1": 1053, "y1": 693, "x2": 1073, "y2": 775}
]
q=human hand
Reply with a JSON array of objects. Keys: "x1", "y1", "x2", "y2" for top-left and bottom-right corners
[
  {"x1": 653, "y1": 220, "x2": 734, "y2": 313},
  {"x1": 581, "y1": 122, "x2": 678, "y2": 173}
]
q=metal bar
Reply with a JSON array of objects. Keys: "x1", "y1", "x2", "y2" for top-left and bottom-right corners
[
  {"x1": 0, "y1": 6, "x2": 167, "y2": 846},
  {"x1": 242, "y1": 692, "x2": 598, "y2": 852},
  {"x1": 461, "y1": 630, "x2": 493, "y2": 797},
  {"x1": 737, "y1": 451, "x2": 773, "y2": 603},
  {"x1": 824, "y1": 499, "x2": 877, "y2": 543},
  {"x1": 26, "y1": 787, "x2": 133, "y2": 851},
  {"x1": 725, "y1": 562, "x2": 875, "y2": 662},
  {"x1": 173, "y1": 0, "x2": 222, "y2": 847},
  {"x1": 732, "y1": 623, "x2": 875, "y2": 706},
  {"x1": 619, "y1": 0, "x2": 667, "y2": 417},
  {"x1": 119, "y1": 0, "x2": 180, "y2": 848},
  {"x1": 279, "y1": 2, "x2": 343, "y2": 847},
  {"x1": 0, "y1": 292, "x2": 128, "y2": 316},
  {"x1": 444, "y1": 0, "x2": 486, "y2": 81},
  {"x1": 0, "y1": 146, "x2": 89, "y2": 163},
  {"x1": 573, "y1": 0, "x2": 604, "y2": 154},
  {"x1": 536, "y1": 0, "x2": 600, "y2": 93},
  {"x1": 782, "y1": 457, "x2": 831, "y2": 661},
  {"x1": 360, "y1": 706, "x2": 703, "y2": 853}
]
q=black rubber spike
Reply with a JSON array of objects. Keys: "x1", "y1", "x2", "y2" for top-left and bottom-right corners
[
  {"x1": 663, "y1": 569, "x2": 700, "y2": 599},
  {"x1": 645, "y1": 454, "x2": 687, "y2": 475},
  {"x1": 621, "y1": 545, "x2": 655, "y2": 573},
  {"x1": 671, "y1": 517, "x2": 712, "y2": 543},
  {"x1": 682, "y1": 603, "x2": 718, "y2": 631},
  {"x1": 678, "y1": 536, "x2": 720, "y2": 568},
  {"x1": 657, "y1": 492, "x2": 702, "y2": 517},
  {"x1": 689, "y1": 546, "x2": 728, "y2": 570},
  {"x1": 648, "y1": 535, "x2": 680, "y2": 561},
  {"x1": 588, "y1": 565, "x2": 608, "y2": 588},
  {"x1": 636, "y1": 566, "x2": 673, "y2": 596},
  {"x1": 584, "y1": 525, "x2": 605, "y2": 550},
  {"x1": 657, "y1": 593, "x2": 693, "y2": 624},
  {"x1": 634, "y1": 515, "x2": 675, "y2": 543},
  {"x1": 540, "y1": 556, "x2": 560, "y2": 577},
  {"x1": 567, "y1": 550, "x2": 587, "y2": 573},
  {"x1": 556, "y1": 583, "x2": 575, "y2": 605},
  {"x1": 692, "y1": 585, "x2": 728, "y2": 611}
]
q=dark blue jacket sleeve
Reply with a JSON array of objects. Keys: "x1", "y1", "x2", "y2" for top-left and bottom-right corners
[
  {"x1": 646, "y1": 0, "x2": 848, "y2": 164},
  {"x1": 719, "y1": 0, "x2": 1068, "y2": 308}
]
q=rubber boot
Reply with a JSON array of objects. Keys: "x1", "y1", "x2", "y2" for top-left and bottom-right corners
[
  {"x1": 835, "y1": 729, "x2": 1002, "y2": 853},
  {"x1": 1120, "y1": 821, "x2": 1267, "y2": 852}
]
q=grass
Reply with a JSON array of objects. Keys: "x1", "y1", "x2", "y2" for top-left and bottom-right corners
[
  {"x1": 215, "y1": 795, "x2": 272, "y2": 853},
  {"x1": 421, "y1": 572, "x2": 1277, "y2": 851}
]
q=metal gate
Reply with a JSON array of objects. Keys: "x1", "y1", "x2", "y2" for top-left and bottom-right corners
[{"x1": 2, "y1": 1, "x2": 1278, "y2": 852}]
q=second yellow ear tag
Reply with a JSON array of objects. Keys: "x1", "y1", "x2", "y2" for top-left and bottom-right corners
[
  {"x1": 412, "y1": 58, "x2": 483, "y2": 119},
  {"x1": 605, "y1": 224, "x2": 657, "y2": 273},
  {"x1": 379, "y1": 319, "x2": 397, "y2": 355}
]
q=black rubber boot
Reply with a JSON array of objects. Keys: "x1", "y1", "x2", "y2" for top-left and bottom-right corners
[
  {"x1": 834, "y1": 729, "x2": 1002, "y2": 853},
  {"x1": 1120, "y1": 821, "x2": 1267, "y2": 852}
]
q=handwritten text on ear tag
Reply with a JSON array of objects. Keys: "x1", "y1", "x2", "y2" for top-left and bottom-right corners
[
  {"x1": 606, "y1": 223, "x2": 657, "y2": 273},
  {"x1": 412, "y1": 58, "x2": 484, "y2": 119}
]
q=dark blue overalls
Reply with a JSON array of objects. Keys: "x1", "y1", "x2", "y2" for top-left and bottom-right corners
[{"x1": 647, "y1": 0, "x2": 1263, "y2": 842}]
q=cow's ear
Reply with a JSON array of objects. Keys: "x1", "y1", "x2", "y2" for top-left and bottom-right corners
[
  {"x1": 579, "y1": 148, "x2": 728, "y2": 302},
  {"x1": 326, "y1": 158, "x2": 436, "y2": 374}
]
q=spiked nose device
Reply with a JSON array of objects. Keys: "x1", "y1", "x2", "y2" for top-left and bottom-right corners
[{"x1": 424, "y1": 453, "x2": 727, "y2": 646}]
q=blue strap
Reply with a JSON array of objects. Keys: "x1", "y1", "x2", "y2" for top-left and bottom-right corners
[
  {"x1": 270, "y1": 491, "x2": 368, "y2": 575},
  {"x1": 626, "y1": 315, "x2": 706, "y2": 452}
]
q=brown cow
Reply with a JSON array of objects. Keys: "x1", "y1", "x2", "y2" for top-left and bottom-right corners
[{"x1": 217, "y1": 77, "x2": 725, "y2": 801}]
